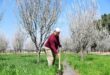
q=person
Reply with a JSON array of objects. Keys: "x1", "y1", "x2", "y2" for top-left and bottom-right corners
[{"x1": 44, "y1": 28, "x2": 62, "y2": 66}]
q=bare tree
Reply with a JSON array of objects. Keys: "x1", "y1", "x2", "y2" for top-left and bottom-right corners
[
  {"x1": 16, "y1": 0, "x2": 61, "y2": 62},
  {"x1": 61, "y1": 37, "x2": 73, "y2": 52},
  {"x1": 69, "y1": 0, "x2": 100, "y2": 60},
  {"x1": 24, "y1": 38, "x2": 36, "y2": 52},
  {"x1": 12, "y1": 29, "x2": 25, "y2": 53},
  {"x1": 0, "y1": 33, "x2": 8, "y2": 53},
  {"x1": 96, "y1": 27, "x2": 110, "y2": 52}
]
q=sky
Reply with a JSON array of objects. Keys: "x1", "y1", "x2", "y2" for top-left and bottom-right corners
[{"x1": 0, "y1": 0, "x2": 110, "y2": 42}]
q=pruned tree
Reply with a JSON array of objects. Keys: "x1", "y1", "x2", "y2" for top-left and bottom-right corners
[
  {"x1": 69, "y1": 0, "x2": 100, "y2": 60},
  {"x1": 12, "y1": 29, "x2": 25, "y2": 53},
  {"x1": 16, "y1": 0, "x2": 61, "y2": 62},
  {"x1": 0, "y1": 33, "x2": 8, "y2": 53}
]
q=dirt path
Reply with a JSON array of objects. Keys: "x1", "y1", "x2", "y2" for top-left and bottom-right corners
[
  {"x1": 90, "y1": 52, "x2": 110, "y2": 55},
  {"x1": 63, "y1": 61, "x2": 77, "y2": 75}
]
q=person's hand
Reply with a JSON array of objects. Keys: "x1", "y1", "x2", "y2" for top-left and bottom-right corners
[
  {"x1": 59, "y1": 45, "x2": 62, "y2": 48},
  {"x1": 56, "y1": 53, "x2": 60, "y2": 58}
]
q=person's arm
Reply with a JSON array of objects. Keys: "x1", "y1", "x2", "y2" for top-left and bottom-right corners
[{"x1": 57, "y1": 36, "x2": 62, "y2": 47}]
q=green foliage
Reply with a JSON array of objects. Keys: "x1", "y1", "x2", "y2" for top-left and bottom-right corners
[
  {"x1": 99, "y1": 13, "x2": 110, "y2": 32},
  {"x1": 0, "y1": 54, "x2": 57, "y2": 75},
  {"x1": 62, "y1": 53, "x2": 110, "y2": 75}
]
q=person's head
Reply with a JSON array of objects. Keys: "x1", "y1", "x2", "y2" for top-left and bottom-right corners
[{"x1": 53, "y1": 28, "x2": 61, "y2": 36}]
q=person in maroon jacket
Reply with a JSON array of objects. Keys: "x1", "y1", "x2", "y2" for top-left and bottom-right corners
[{"x1": 44, "y1": 28, "x2": 62, "y2": 66}]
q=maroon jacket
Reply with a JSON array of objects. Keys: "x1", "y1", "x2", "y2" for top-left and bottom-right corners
[{"x1": 45, "y1": 33, "x2": 61, "y2": 54}]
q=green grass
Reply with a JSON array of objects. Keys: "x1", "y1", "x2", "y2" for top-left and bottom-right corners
[
  {"x1": 0, "y1": 53, "x2": 110, "y2": 75},
  {"x1": 0, "y1": 53, "x2": 58, "y2": 75},
  {"x1": 62, "y1": 53, "x2": 110, "y2": 75}
]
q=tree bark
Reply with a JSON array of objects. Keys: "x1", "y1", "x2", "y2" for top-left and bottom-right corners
[{"x1": 80, "y1": 48, "x2": 84, "y2": 61}]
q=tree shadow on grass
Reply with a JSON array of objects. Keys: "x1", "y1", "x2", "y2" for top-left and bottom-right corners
[
  {"x1": 85, "y1": 57, "x2": 94, "y2": 61},
  {"x1": 85, "y1": 55, "x2": 97, "y2": 61},
  {"x1": 0, "y1": 57, "x2": 9, "y2": 60},
  {"x1": 0, "y1": 63, "x2": 8, "y2": 71},
  {"x1": 32, "y1": 59, "x2": 47, "y2": 65},
  {"x1": 20, "y1": 55, "x2": 34, "y2": 58}
]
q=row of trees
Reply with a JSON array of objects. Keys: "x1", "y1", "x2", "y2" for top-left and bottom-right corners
[
  {"x1": 0, "y1": 0, "x2": 110, "y2": 61},
  {"x1": 61, "y1": 0, "x2": 110, "y2": 60},
  {"x1": 0, "y1": 33, "x2": 8, "y2": 52},
  {"x1": 12, "y1": 29, "x2": 25, "y2": 53}
]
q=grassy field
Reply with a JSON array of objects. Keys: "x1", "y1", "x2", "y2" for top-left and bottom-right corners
[
  {"x1": 0, "y1": 53, "x2": 58, "y2": 75},
  {"x1": 62, "y1": 53, "x2": 110, "y2": 75},
  {"x1": 0, "y1": 53, "x2": 110, "y2": 75}
]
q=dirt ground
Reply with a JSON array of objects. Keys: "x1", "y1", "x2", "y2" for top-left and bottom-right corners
[{"x1": 90, "y1": 52, "x2": 110, "y2": 55}]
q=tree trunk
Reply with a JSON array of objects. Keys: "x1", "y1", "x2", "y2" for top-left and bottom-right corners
[
  {"x1": 38, "y1": 50, "x2": 41, "y2": 63},
  {"x1": 20, "y1": 49, "x2": 22, "y2": 53},
  {"x1": 80, "y1": 48, "x2": 84, "y2": 61},
  {"x1": 37, "y1": 47, "x2": 46, "y2": 63},
  {"x1": 34, "y1": 43, "x2": 40, "y2": 63}
]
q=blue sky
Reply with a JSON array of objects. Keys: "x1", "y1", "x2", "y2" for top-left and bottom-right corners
[{"x1": 0, "y1": 0, "x2": 110, "y2": 41}]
